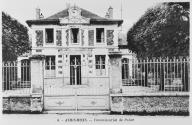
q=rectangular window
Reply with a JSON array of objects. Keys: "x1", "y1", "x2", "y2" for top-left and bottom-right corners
[
  {"x1": 45, "y1": 28, "x2": 54, "y2": 43},
  {"x1": 71, "y1": 28, "x2": 79, "y2": 43},
  {"x1": 95, "y1": 55, "x2": 106, "y2": 76},
  {"x1": 45, "y1": 56, "x2": 56, "y2": 77},
  {"x1": 96, "y1": 28, "x2": 104, "y2": 43}
]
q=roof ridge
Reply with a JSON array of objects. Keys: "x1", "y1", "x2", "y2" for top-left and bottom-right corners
[
  {"x1": 26, "y1": 7, "x2": 123, "y2": 26},
  {"x1": 46, "y1": 8, "x2": 68, "y2": 19},
  {"x1": 79, "y1": 8, "x2": 107, "y2": 19}
]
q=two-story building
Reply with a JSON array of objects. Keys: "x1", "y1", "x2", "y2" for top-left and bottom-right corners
[{"x1": 26, "y1": 5, "x2": 133, "y2": 111}]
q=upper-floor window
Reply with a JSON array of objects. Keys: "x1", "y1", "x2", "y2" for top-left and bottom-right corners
[
  {"x1": 71, "y1": 28, "x2": 80, "y2": 43},
  {"x1": 45, "y1": 28, "x2": 54, "y2": 43},
  {"x1": 96, "y1": 28, "x2": 104, "y2": 43}
]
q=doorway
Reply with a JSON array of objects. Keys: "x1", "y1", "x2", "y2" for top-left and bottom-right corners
[{"x1": 70, "y1": 55, "x2": 81, "y2": 85}]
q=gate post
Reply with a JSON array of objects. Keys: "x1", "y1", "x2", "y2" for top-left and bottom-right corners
[
  {"x1": 108, "y1": 53, "x2": 122, "y2": 94},
  {"x1": 29, "y1": 55, "x2": 45, "y2": 112}
]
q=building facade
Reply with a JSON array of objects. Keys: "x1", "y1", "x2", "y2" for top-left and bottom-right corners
[{"x1": 25, "y1": 6, "x2": 133, "y2": 111}]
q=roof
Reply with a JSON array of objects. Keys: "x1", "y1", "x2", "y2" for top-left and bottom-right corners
[
  {"x1": 26, "y1": 7, "x2": 123, "y2": 26},
  {"x1": 47, "y1": 8, "x2": 107, "y2": 20}
]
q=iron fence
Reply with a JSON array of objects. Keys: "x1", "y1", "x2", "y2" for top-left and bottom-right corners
[
  {"x1": 2, "y1": 60, "x2": 31, "y2": 94},
  {"x1": 2, "y1": 57, "x2": 190, "y2": 95},
  {"x1": 122, "y1": 57, "x2": 190, "y2": 92}
]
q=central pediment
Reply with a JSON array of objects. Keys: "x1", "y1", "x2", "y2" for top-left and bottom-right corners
[{"x1": 59, "y1": 6, "x2": 90, "y2": 24}]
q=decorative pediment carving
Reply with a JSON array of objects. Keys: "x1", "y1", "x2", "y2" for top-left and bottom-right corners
[
  {"x1": 59, "y1": 6, "x2": 90, "y2": 24},
  {"x1": 60, "y1": 16, "x2": 90, "y2": 24}
]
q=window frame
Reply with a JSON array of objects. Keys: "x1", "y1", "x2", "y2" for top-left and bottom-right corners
[
  {"x1": 45, "y1": 56, "x2": 56, "y2": 77},
  {"x1": 45, "y1": 56, "x2": 56, "y2": 70},
  {"x1": 96, "y1": 28, "x2": 105, "y2": 43},
  {"x1": 95, "y1": 55, "x2": 106, "y2": 76},
  {"x1": 70, "y1": 28, "x2": 80, "y2": 44},
  {"x1": 45, "y1": 28, "x2": 54, "y2": 44}
]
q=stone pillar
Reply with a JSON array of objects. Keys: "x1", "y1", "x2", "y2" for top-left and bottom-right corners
[
  {"x1": 109, "y1": 53, "x2": 122, "y2": 94},
  {"x1": 29, "y1": 55, "x2": 45, "y2": 112},
  {"x1": 30, "y1": 55, "x2": 45, "y2": 94}
]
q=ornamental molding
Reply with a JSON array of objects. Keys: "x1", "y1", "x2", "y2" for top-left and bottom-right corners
[{"x1": 59, "y1": 6, "x2": 90, "y2": 24}]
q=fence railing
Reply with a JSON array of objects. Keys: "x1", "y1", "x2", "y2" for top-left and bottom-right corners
[
  {"x1": 2, "y1": 60, "x2": 31, "y2": 94},
  {"x1": 2, "y1": 57, "x2": 190, "y2": 95},
  {"x1": 122, "y1": 57, "x2": 190, "y2": 92}
]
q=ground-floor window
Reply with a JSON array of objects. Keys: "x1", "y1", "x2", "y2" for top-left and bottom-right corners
[
  {"x1": 45, "y1": 56, "x2": 56, "y2": 77},
  {"x1": 95, "y1": 55, "x2": 106, "y2": 76}
]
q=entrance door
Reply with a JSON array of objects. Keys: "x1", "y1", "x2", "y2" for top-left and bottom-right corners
[{"x1": 70, "y1": 55, "x2": 81, "y2": 85}]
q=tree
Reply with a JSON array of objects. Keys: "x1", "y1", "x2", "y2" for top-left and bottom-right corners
[
  {"x1": 127, "y1": 2, "x2": 189, "y2": 58},
  {"x1": 2, "y1": 12, "x2": 31, "y2": 61},
  {"x1": 127, "y1": 3, "x2": 189, "y2": 91}
]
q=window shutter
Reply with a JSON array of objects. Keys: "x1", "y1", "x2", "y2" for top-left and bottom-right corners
[
  {"x1": 70, "y1": 29, "x2": 74, "y2": 43},
  {"x1": 35, "y1": 30, "x2": 43, "y2": 47},
  {"x1": 56, "y1": 30, "x2": 62, "y2": 46},
  {"x1": 101, "y1": 31, "x2": 104, "y2": 43},
  {"x1": 77, "y1": 30, "x2": 80, "y2": 43},
  {"x1": 81, "y1": 29, "x2": 84, "y2": 46},
  {"x1": 88, "y1": 30, "x2": 94, "y2": 46},
  {"x1": 107, "y1": 30, "x2": 114, "y2": 45},
  {"x1": 66, "y1": 29, "x2": 69, "y2": 46}
]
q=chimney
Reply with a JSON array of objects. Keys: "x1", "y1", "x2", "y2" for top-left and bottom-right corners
[
  {"x1": 108, "y1": 6, "x2": 113, "y2": 19},
  {"x1": 36, "y1": 7, "x2": 41, "y2": 20}
]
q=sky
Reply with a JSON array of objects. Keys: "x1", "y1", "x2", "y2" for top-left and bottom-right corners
[{"x1": 1, "y1": 0, "x2": 173, "y2": 33}]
